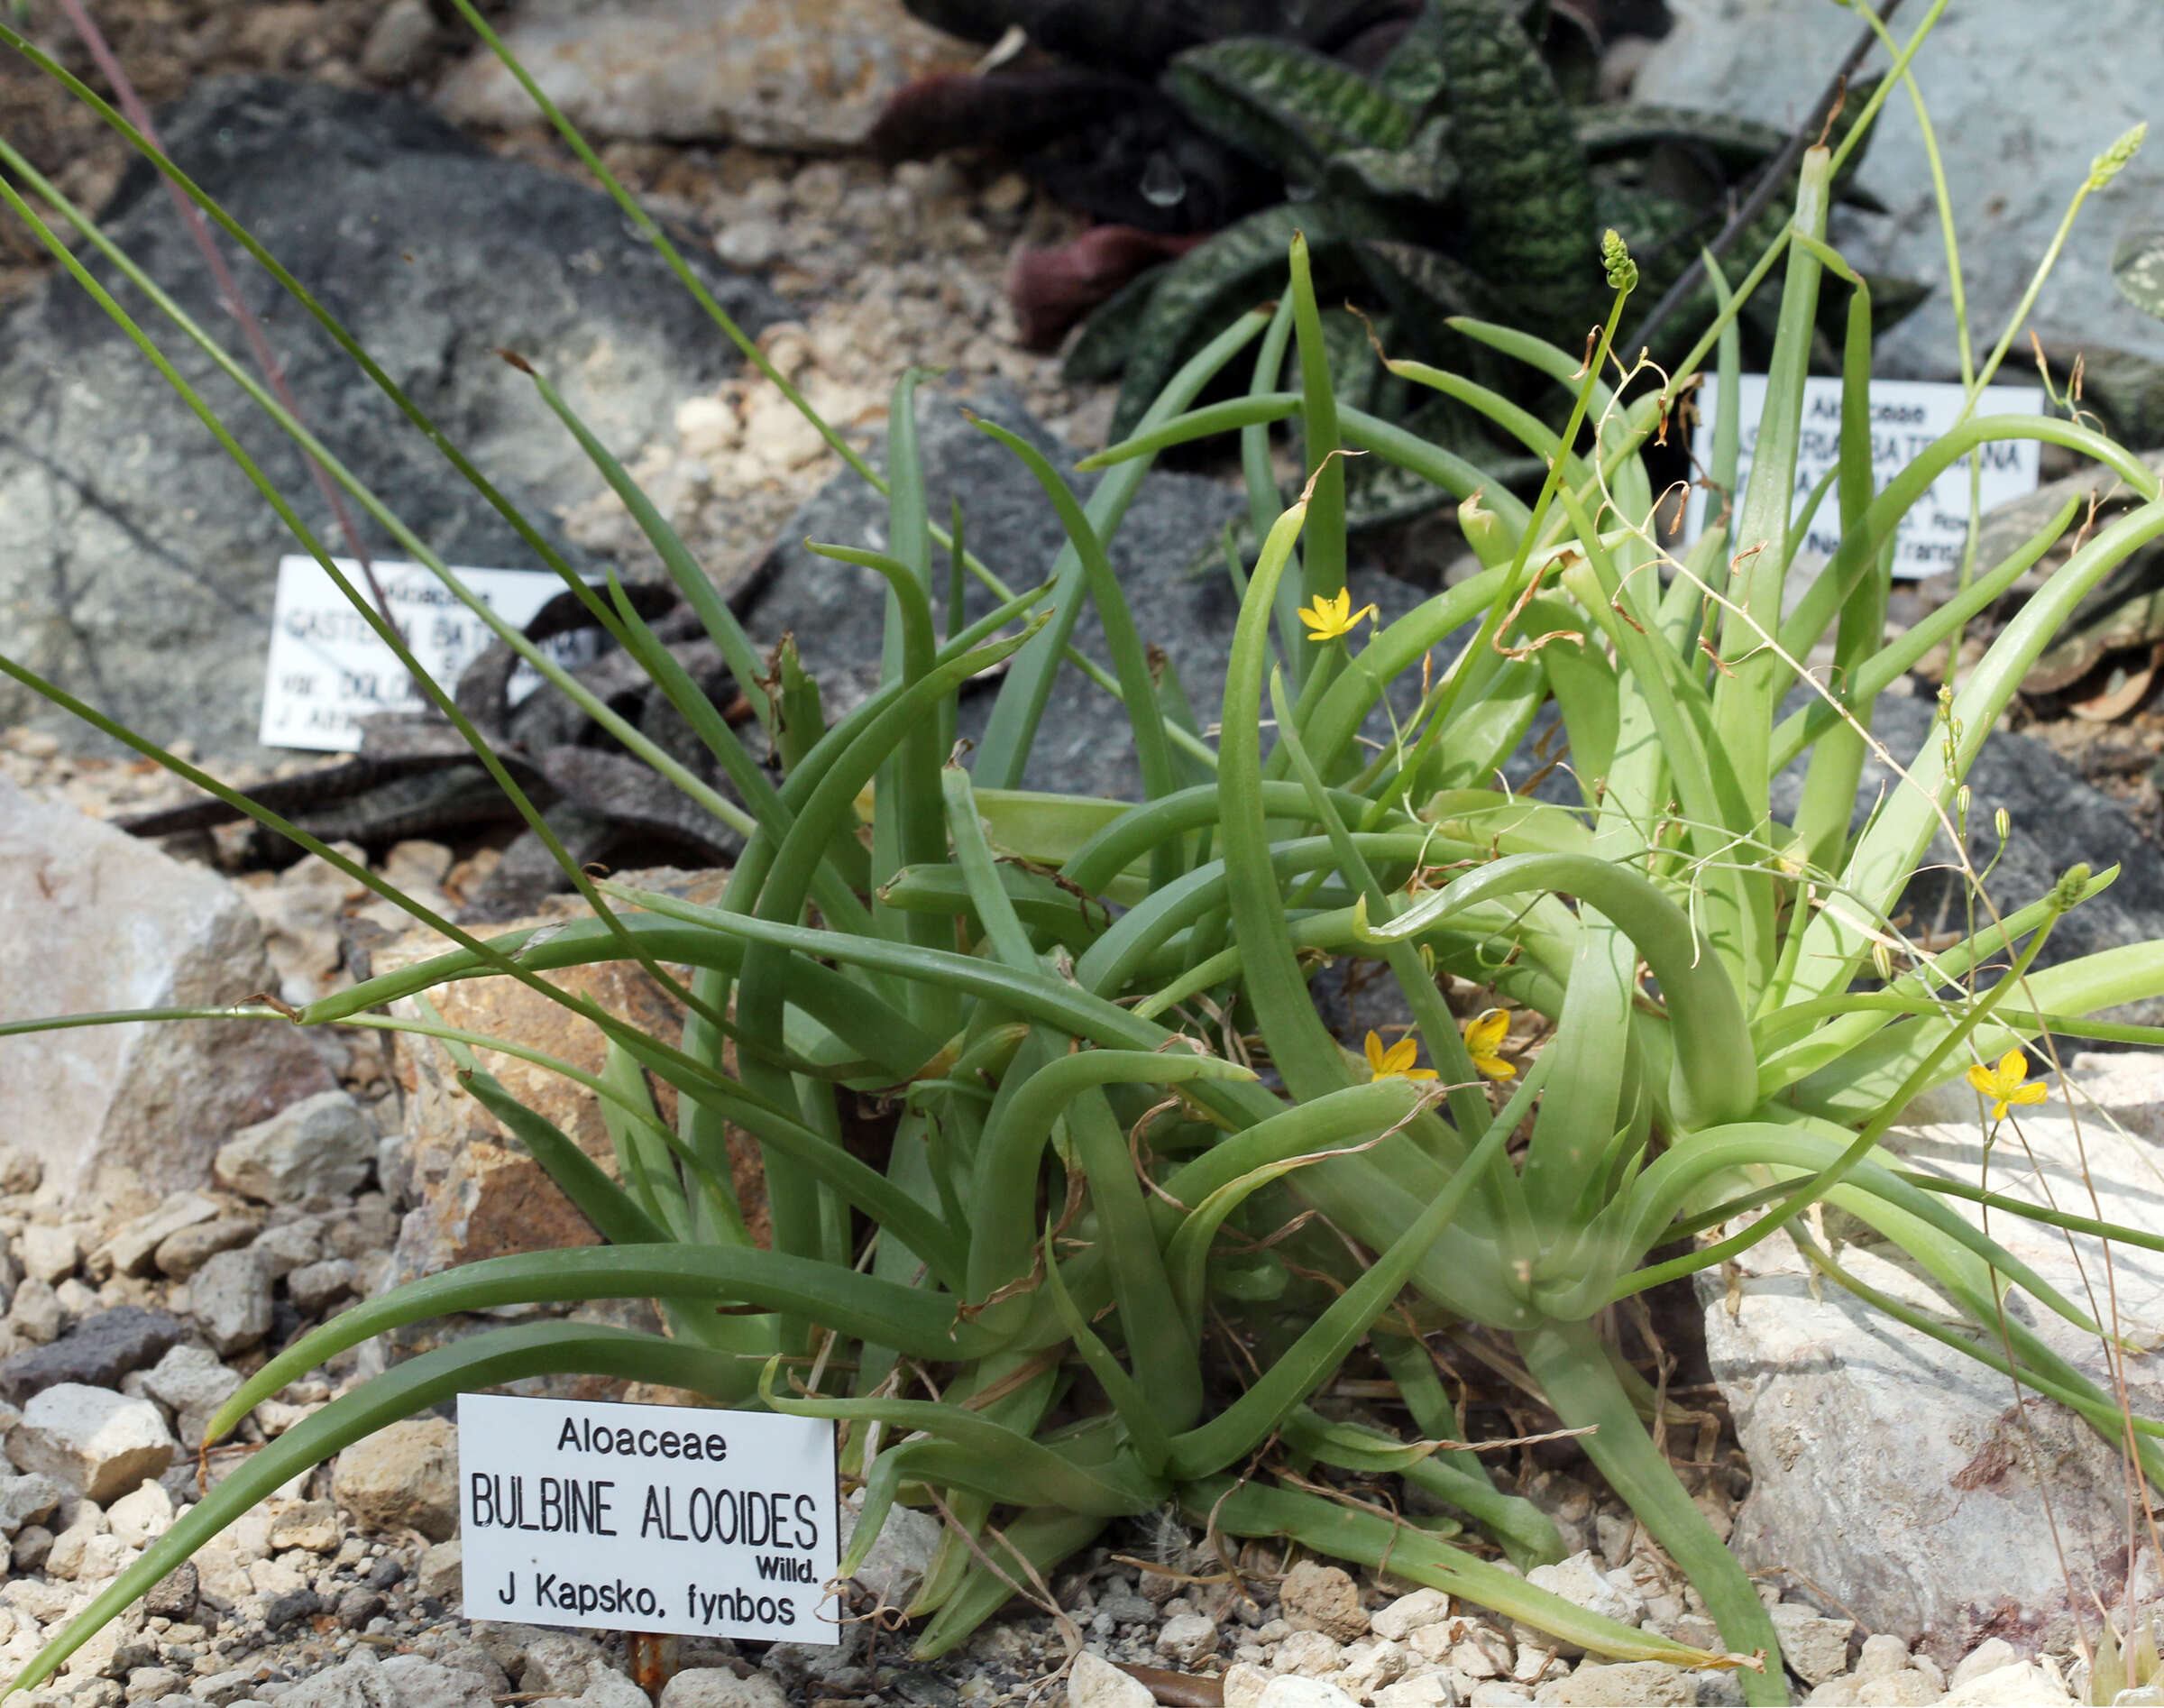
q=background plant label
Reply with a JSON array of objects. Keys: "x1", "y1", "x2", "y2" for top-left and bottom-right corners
[
  {"x1": 458, "y1": 1393, "x2": 839, "y2": 1643},
  {"x1": 258, "y1": 556, "x2": 599, "y2": 751},
  {"x1": 1683, "y1": 376, "x2": 2044, "y2": 581}
]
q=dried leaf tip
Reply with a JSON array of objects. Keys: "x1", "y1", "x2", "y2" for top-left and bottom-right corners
[
  {"x1": 1601, "y1": 227, "x2": 1637, "y2": 293},
  {"x1": 1295, "y1": 446, "x2": 1362, "y2": 506},
  {"x1": 2092, "y1": 123, "x2": 2147, "y2": 190},
  {"x1": 492, "y1": 346, "x2": 536, "y2": 373}
]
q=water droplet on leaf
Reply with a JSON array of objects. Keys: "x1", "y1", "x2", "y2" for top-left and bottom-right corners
[{"x1": 1140, "y1": 152, "x2": 1187, "y2": 208}]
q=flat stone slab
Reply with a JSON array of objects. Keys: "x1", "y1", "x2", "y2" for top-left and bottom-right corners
[{"x1": 1703, "y1": 1051, "x2": 2164, "y2": 1663}]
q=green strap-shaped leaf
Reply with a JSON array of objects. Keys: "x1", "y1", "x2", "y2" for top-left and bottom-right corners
[
  {"x1": 1512, "y1": 1322, "x2": 1783, "y2": 1699},
  {"x1": 1194, "y1": 1474, "x2": 1745, "y2": 1669},
  {"x1": 1374, "y1": 2, "x2": 1452, "y2": 112},
  {"x1": 206, "y1": 1244, "x2": 1008, "y2": 1442},
  {"x1": 2115, "y1": 227, "x2": 2164, "y2": 319},
  {"x1": 1362, "y1": 851, "x2": 1756, "y2": 1131},
  {"x1": 1324, "y1": 142, "x2": 1460, "y2": 215},
  {"x1": 756, "y1": 1363, "x2": 1168, "y2": 1516},
  {"x1": 910, "y1": 1509, "x2": 1106, "y2": 1659},
  {"x1": 1573, "y1": 104, "x2": 1792, "y2": 169},
  {"x1": 1426, "y1": 0, "x2": 1600, "y2": 345},
  {"x1": 1167, "y1": 36, "x2": 1417, "y2": 180}
]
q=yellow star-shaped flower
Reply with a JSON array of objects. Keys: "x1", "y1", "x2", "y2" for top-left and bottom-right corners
[
  {"x1": 1463, "y1": 1008, "x2": 1516, "y2": 1080},
  {"x1": 1364, "y1": 1030, "x2": 1437, "y2": 1082},
  {"x1": 1966, "y1": 1048, "x2": 2047, "y2": 1121},
  {"x1": 1297, "y1": 588, "x2": 1378, "y2": 643}
]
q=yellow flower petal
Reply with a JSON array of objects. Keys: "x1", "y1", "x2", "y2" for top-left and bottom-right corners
[
  {"x1": 1967, "y1": 1050, "x2": 2044, "y2": 1122},
  {"x1": 1462, "y1": 1009, "x2": 1515, "y2": 1079},
  {"x1": 1463, "y1": 1008, "x2": 1509, "y2": 1055},
  {"x1": 1365, "y1": 1031, "x2": 1436, "y2": 1081},
  {"x1": 1297, "y1": 588, "x2": 1377, "y2": 643}
]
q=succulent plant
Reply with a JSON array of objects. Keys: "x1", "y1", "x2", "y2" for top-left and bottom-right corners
[{"x1": 1044, "y1": 0, "x2": 1921, "y2": 531}]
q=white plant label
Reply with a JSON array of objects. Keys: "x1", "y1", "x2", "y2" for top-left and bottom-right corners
[
  {"x1": 1683, "y1": 376, "x2": 2043, "y2": 581},
  {"x1": 258, "y1": 556, "x2": 599, "y2": 752},
  {"x1": 457, "y1": 1394, "x2": 839, "y2": 1642}
]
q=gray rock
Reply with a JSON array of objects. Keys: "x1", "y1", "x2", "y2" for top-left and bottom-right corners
[
  {"x1": 838, "y1": 1492, "x2": 940, "y2": 1611},
  {"x1": 142, "y1": 1558, "x2": 197, "y2": 1621},
  {"x1": 96, "y1": 1194, "x2": 220, "y2": 1279},
  {"x1": 45, "y1": 1498, "x2": 118, "y2": 1582},
  {"x1": 0, "y1": 778, "x2": 335, "y2": 1201},
  {"x1": 0, "y1": 1307, "x2": 188, "y2": 1408},
  {"x1": 0, "y1": 75, "x2": 781, "y2": 765},
  {"x1": 360, "y1": 0, "x2": 439, "y2": 82},
  {"x1": 252, "y1": 1218, "x2": 326, "y2": 1281},
  {"x1": 335, "y1": 1584, "x2": 385, "y2": 1626},
  {"x1": 0, "y1": 1143, "x2": 41, "y2": 1194},
  {"x1": 437, "y1": 0, "x2": 972, "y2": 149},
  {"x1": 656, "y1": 1675, "x2": 790, "y2": 1708},
  {"x1": 747, "y1": 386, "x2": 1430, "y2": 801},
  {"x1": 266, "y1": 1498, "x2": 339, "y2": 1553},
  {"x1": 7, "y1": 1382, "x2": 176, "y2": 1502},
  {"x1": 1947, "y1": 1641, "x2": 2019, "y2": 1691},
  {"x1": 476, "y1": 1626, "x2": 608, "y2": 1695},
  {"x1": 1702, "y1": 1052, "x2": 2164, "y2": 1664},
  {"x1": 415, "y1": 1537, "x2": 461, "y2": 1604},
  {"x1": 1255, "y1": 1681, "x2": 1362, "y2": 1708},
  {"x1": 189, "y1": 1251, "x2": 274, "y2": 1355},
  {"x1": 1066, "y1": 1654, "x2": 1156, "y2": 1708},
  {"x1": 569, "y1": 1676, "x2": 649, "y2": 1708},
  {"x1": 104, "y1": 1479, "x2": 173, "y2": 1549},
  {"x1": 0, "y1": 1468, "x2": 61, "y2": 1535},
  {"x1": 1768, "y1": 1602, "x2": 1856, "y2": 1688},
  {"x1": 1534, "y1": 1662, "x2": 1695, "y2": 1706},
  {"x1": 286, "y1": 1257, "x2": 359, "y2": 1316},
  {"x1": 11, "y1": 1519, "x2": 52, "y2": 1570},
  {"x1": 1634, "y1": 0, "x2": 2164, "y2": 381},
  {"x1": 22, "y1": 1225, "x2": 81, "y2": 1286},
  {"x1": 1155, "y1": 1612, "x2": 1220, "y2": 1667},
  {"x1": 153, "y1": 1218, "x2": 261, "y2": 1280},
  {"x1": 260, "y1": 1584, "x2": 323, "y2": 1630},
  {"x1": 713, "y1": 217, "x2": 789, "y2": 271},
  {"x1": 126, "y1": 1670, "x2": 185, "y2": 1704},
  {"x1": 374, "y1": 1655, "x2": 498, "y2": 1708},
  {"x1": 7, "y1": 1274, "x2": 60, "y2": 1345},
  {"x1": 135, "y1": 1344, "x2": 245, "y2": 1448},
  {"x1": 215, "y1": 1092, "x2": 376, "y2": 1206},
  {"x1": 1372, "y1": 1589, "x2": 1453, "y2": 1643},
  {"x1": 1773, "y1": 693, "x2": 2164, "y2": 1028},
  {"x1": 270, "y1": 1653, "x2": 491, "y2": 1705},
  {"x1": 1279, "y1": 1560, "x2": 1369, "y2": 1644},
  {"x1": 198, "y1": 1668, "x2": 272, "y2": 1707},
  {"x1": 332, "y1": 1416, "x2": 459, "y2": 1541}
]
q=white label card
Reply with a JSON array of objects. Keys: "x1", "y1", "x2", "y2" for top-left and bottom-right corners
[
  {"x1": 258, "y1": 556, "x2": 600, "y2": 752},
  {"x1": 457, "y1": 1394, "x2": 839, "y2": 1643},
  {"x1": 1683, "y1": 377, "x2": 2044, "y2": 581}
]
